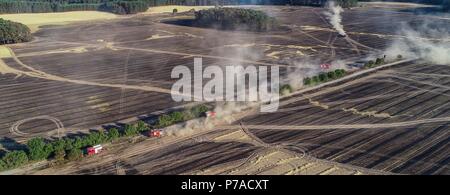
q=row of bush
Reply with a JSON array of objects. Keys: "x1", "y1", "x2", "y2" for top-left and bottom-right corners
[
  {"x1": 0, "y1": 18, "x2": 32, "y2": 45},
  {"x1": 303, "y1": 69, "x2": 347, "y2": 86},
  {"x1": 279, "y1": 69, "x2": 347, "y2": 95},
  {"x1": 0, "y1": 104, "x2": 210, "y2": 172},
  {"x1": 362, "y1": 56, "x2": 386, "y2": 69},
  {"x1": 155, "y1": 104, "x2": 209, "y2": 127}
]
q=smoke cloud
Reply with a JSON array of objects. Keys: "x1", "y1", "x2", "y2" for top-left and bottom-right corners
[
  {"x1": 163, "y1": 102, "x2": 254, "y2": 137},
  {"x1": 282, "y1": 58, "x2": 349, "y2": 93},
  {"x1": 384, "y1": 21, "x2": 450, "y2": 65},
  {"x1": 324, "y1": 1, "x2": 346, "y2": 36}
]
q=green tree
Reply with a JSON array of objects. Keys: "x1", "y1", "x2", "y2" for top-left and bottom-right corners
[
  {"x1": 64, "y1": 138, "x2": 74, "y2": 151},
  {"x1": 157, "y1": 114, "x2": 173, "y2": 127},
  {"x1": 194, "y1": 8, "x2": 279, "y2": 32},
  {"x1": 54, "y1": 149, "x2": 66, "y2": 164},
  {"x1": 312, "y1": 76, "x2": 319, "y2": 84},
  {"x1": 303, "y1": 77, "x2": 311, "y2": 85},
  {"x1": 0, "y1": 19, "x2": 32, "y2": 44},
  {"x1": 366, "y1": 60, "x2": 375, "y2": 68},
  {"x1": 1, "y1": 151, "x2": 28, "y2": 169},
  {"x1": 73, "y1": 137, "x2": 84, "y2": 149},
  {"x1": 335, "y1": 69, "x2": 346, "y2": 77},
  {"x1": 108, "y1": 128, "x2": 120, "y2": 141},
  {"x1": 124, "y1": 124, "x2": 138, "y2": 136},
  {"x1": 67, "y1": 149, "x2": 83, "y2": 161},
  {"x1": 26, "y1": 138, "x2": 53, "y2": 161},
  {"x1": 375, "y1": 57, "x2": 384, "y2": 65},
  {"x1": 0, "y1": 159, "x2": 6, "y2": 171},
  {"x1": 190, "y1": 105, "x2": 209, "y2": 118},
  {"x1": 170, "y1": 112, "x2": 184, "y2": 123},
  {"x1": 327, "y1": 71, "x2": 336, "y2": 80},
  {"x1": 318, "y1": 73, "x2": 328, "y2": 82},
  {"x1": 52, "y1": 139, "x2": 66, "y2": 154},
  {"x1": 84, "y1": 131, "x2": 108, "y2": 145},
  {"x1": 136, "y1": 121, "x2": 148, "y2": 132}
]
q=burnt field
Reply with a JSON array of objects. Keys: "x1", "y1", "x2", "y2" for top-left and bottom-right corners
[
  {"x1": 236, "y1": 62, "x2": 450, "y2": 175},
  {"x1": 1, "y1": 5, "x2": 445, "y2": 140},
  {"x1": 0, "y1": 5, "x2": 449, "y2": 174}
]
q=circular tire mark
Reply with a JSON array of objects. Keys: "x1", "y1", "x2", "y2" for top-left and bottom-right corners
[{"x1": 10, "y1": 115, "x2": 65, "y2": 138}]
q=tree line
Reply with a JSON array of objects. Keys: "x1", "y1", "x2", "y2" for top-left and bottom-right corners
[
  {"x1": 194, "y1": 7, "x2": 279, "y2": 31},
  {"x1": 0, "y1": 104, "x2": 210, "y2": 171},
  {"x1": 0, "y1": 0, "x2": 363, "y2": 14},
  {"x1": 303, "y1": 69, "x2": 347, "y2": 86},
  {"x1": 0, "y1": 0, "x2": 153, "y2": 14}
]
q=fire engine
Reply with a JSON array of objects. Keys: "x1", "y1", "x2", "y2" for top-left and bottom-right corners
[
  {"x1": 149, "y1": 129, "x2": 163, "y2": 138},
  {"x1": 205, "y1": 111, "x2": 216, "y2": 118},
  {"x1": 320, "y1": 63, "x2": 332, "y2": 70},
  {"x1": 86, "y1": 145, "x2": 103, "y2": 156}
]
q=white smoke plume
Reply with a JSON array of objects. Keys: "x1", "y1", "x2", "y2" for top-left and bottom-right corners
[
  {"x1": 384, "y1": 22, "x2": 450, "y2": 65},
  {"x1": 324, "y1": 1, "x2": 346, "y2": 36},
  {"x1": 283, "y1": 58, "x2": 349, "y2": 92},
  {"x1": 284, "y1": 59, "x2": 320, "y2": 91}
]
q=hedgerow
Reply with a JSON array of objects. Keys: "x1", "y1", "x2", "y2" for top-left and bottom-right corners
[{"x1": 0, "y1": 104, "x2": 210, "y2": 172}]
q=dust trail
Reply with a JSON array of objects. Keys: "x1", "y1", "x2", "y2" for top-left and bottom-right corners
[
  {"x1": 324, "y1": 1, "x2": 346, "y2": 36},
  {"x1": 164, "y1": 102, "x2": 255, "y2": 137}
]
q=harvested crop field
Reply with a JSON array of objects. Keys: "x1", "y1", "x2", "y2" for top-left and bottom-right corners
[
  {"x1": 0, "y1": 5, "x2": 449, "y2": 175},
  {"x1": 231, "y1": 62, "x2": 450, "y2": 175}
]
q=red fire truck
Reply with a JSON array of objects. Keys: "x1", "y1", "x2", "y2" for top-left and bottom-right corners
[
  {"x1": 148, "y1": 129, "x2": 163, "y2": 138},
  {"x1": 86, "y1": 145, "x2": 103, "y2": 156},
  {"x1": 320, "y1": 63, "x2": 332, "y2": 70},
  {"x1": 205, "y1": 111, "x2": 216, "y2": 118}
]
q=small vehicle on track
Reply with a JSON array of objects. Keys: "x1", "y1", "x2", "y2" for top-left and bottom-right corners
[
  {"x1": 148, "y1": 129, "x2": 163, "y2": 138},
  {"x1": 205, "y1": 111, "x2": 216, "y2": 118},
  {"x1": 320, "y1": 63, "x2": 332, "y2": 70},
  {"x1": 86, "y1": 145, "x2": 103, "y2": 156}
]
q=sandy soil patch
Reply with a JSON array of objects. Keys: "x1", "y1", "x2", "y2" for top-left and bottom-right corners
[
  {"x1": 0, "y1": 46, "x2": 12, "y2": 58},
  {"x1": 144, "y1": 6, "x2": 214, "y2": 14},
  {"x1": 0, "y1": 11, "x2": 118, "y2": 33},
  {"x1": 194, "y1": 149, "x2": 364, "y2": 175},
  {"x1": 342, "y1": 107, "x2": 393, "y2": 118},
  {"x1": 213, "y1": 129, "x2": 253, "y2": 143}
]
